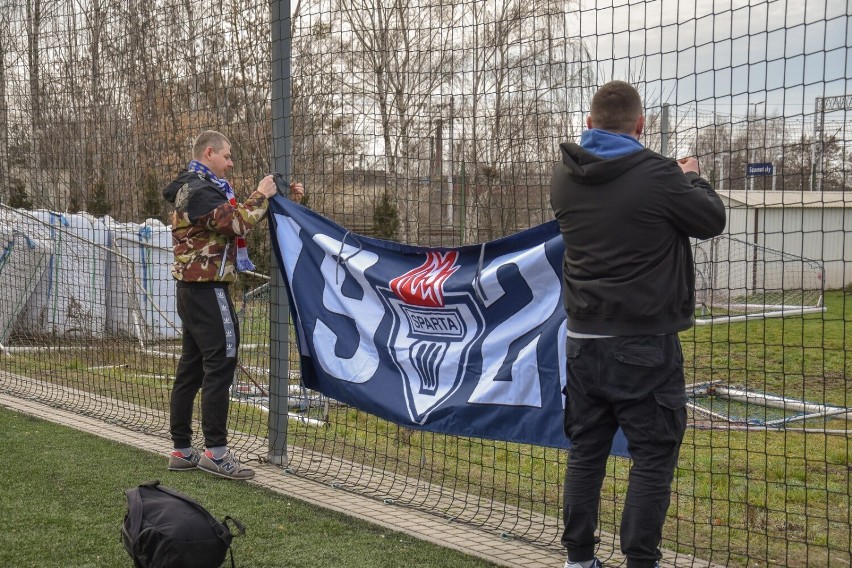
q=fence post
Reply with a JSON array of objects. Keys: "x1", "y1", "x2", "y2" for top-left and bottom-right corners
[{"x1": 268, "y1": 0, "x2": 292, "y2": 466}]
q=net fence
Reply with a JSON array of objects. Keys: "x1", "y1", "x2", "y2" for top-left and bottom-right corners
[{"x1": 0, "y1": 1, "x2": 850, "y2": 567}]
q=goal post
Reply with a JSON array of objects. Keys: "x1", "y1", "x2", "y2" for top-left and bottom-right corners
[{"x1": 693, "y1": 235, "x2": 826, "y2": 324}]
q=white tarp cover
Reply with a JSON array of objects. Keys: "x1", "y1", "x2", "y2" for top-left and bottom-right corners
[
  {"x1": 0, "y1": 225, "x2": 50, "y2": 344},
  {"x1": 12, "y1": 210, "x2": 108, "y2": 337},
  {"x1": 104, "y1": 217, "x2": 180, "y2": 340}
]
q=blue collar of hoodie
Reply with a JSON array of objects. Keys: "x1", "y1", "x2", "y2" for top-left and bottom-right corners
[{"x1": 580, "y1": 128, "x2": 644, "y2": 159}]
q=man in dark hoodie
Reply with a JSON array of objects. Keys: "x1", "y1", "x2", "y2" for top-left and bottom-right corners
[
  {"x1": 163, "y1": 130, "x2": 303, "y2": 480},
  {"x1": 550, "y1": 82, "x2": 726, "y2": 568}
]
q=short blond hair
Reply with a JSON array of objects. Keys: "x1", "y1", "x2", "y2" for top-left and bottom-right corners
[
  {"x1": 590, "y1": 81, "x2": 643, "y2": 133},
  {"x1": 191, "y1": 130, "x2": 230, "y2": 159}
]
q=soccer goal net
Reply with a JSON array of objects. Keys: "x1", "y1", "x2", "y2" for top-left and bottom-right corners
[
  {"x1": 687, "y1": 382, "x2": 851, "y2": 432},
  {"x1": 693, "y1": 235, "x2": 826, "y2": 324}
]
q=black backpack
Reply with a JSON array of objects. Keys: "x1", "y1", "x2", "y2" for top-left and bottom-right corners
[{"x1": 122, "y1": 481, "x2": 245, "y2": 568}]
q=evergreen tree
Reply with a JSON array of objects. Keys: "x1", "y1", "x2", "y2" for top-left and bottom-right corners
[
  {"x1": 372, "y1": 191, "x2": 399, "y2": 240},
  {"x1": 141, "y1": 173, "x2": 164, "y2": 222},
  {"x1": 87, "y1": 180, "x2": 111, "y2": 216},
  {"x1": 7, "y1": 177, "x2": 32, "y2": 210},
  {"x1": 68, "y1": 191, "x2": 82, "y2": 214}
]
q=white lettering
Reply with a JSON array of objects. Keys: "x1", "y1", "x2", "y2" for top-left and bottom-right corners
[
  {"x1": 312, "y1": 234, "x2": 382, "y2": 383},
  {"x1": 402, "y1": 306, "x2": 464, "y2": 339},
  {"x1": 468, "y1": 243, "x2": 561, "y2": 407},
  {"x1": 275, "y1": 214, "x2": 310, "y2": 352},
  {"x1": 276, "y1": 216, "x2": 382, "y2": 383}
]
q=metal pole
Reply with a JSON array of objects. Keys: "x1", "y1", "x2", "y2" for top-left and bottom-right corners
[
  {"x1": 802, "y1": 97, "x2": 823, "y2": 191},
  {"x1": 447, "y1": 96, "x2": 454, "y2": 228},
  {"x1": 459, "y1": 161, "x2": 466, "y2": 244},
  {"x1": 660, "y1": 103, "x2": 670, "y2": 157},
  {"x1": 772, "y1": 162, "x2": 776, "y2": 191},
  {"x1": 268, "y1": 0, "x2": 292, "y2": 466},
  {"x1": 815, "y1": 97, "x2": 825, "y2": 192}
]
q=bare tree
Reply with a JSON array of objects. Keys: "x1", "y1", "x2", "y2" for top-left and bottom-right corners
[
  {"x1": 84, "y1": 0, "x2": 107, "y2": 195},
  {"x1": 691, "y1": 112, "x2": 852, "y2": 193},
  {"x1": 0, "y1": 9, "x2": 11, "y2": 204},
  {"x1": 455, "y1": 0, "x2": 591, "y2": 241},
  {"x1": 291, "y1": 14, "x2": 363, "y2": 210},
  {"x1": 24, "y1": 0, "x2": 45, "y2": 135},
  {"x1": 334, "y1": 0, "x2": 459, "y2": 242},
  {"x1": 691, "y1": 122, "x2": 734, "y2": 191},
  {"x1": 226, "y1": 0, "x2": 274, "y2": 178},
  {"x1": 23, "y1": 0, "x2": 49, "y2": 205}
]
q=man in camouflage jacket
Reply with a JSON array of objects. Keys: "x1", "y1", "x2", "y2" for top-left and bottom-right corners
[{"x1": 162, "y1": 129, "x2": 302, "y2": 480}]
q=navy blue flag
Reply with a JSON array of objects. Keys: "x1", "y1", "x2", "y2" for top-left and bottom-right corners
[{"x1": 268, "y1": 197, "x2": 629, "y2": 456}]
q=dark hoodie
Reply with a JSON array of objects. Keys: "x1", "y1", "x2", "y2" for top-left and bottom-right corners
[{"x1": 550, "y1": 135, "x2": 726, "y2": 335}]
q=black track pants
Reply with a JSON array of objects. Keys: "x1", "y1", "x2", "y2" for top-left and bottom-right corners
[{"x1": 170, "y1": 283, "x2": 240, "y2": 449}]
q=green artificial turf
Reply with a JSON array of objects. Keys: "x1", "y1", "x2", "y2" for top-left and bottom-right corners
[{"x1": 0, "y1": 407, "x2": 498, "y2": 568}]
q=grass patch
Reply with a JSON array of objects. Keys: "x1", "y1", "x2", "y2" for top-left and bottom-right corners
[
  {"x1": 0, "y1": 407, "x2": 498, "y2": 568},
  {"x1": 3, "y1": 291, "x2": 851, "y2": 567}
]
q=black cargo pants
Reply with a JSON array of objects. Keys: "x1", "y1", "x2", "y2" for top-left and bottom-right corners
[{"x1": 561, "y1": 333, "x2": 687, "y2": 568}]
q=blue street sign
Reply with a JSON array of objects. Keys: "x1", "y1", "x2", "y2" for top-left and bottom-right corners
[{"x1": 747, "y1": 163, "x2": 774, "y2": 177}]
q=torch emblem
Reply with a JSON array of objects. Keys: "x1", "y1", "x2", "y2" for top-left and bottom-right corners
[{"x1": 382, "y1": 251, "x2": 484, "y2": 423}]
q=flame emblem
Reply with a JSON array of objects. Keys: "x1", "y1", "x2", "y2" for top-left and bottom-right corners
[
  {"x1": 390, "y1": 251, "x2": 459, "y2": 307},
  {"x1": 380, "y1": 250, "x2": 482, "y2": 418}
]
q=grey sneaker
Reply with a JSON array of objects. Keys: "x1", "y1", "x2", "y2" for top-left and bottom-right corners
[
  {"x1": 198, "y1": 450, "x2": 255, "y2": 480},
  {"x1": 564, "y1": 559, "x2": 603, "y2": 568},
  {"x1": 168, "y1": 448, "x2": 201, "y2": 471}
]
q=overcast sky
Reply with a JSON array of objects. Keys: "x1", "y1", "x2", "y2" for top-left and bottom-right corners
[{"x1": 572, "y1": 0, "x2": 850, "y2": 122}]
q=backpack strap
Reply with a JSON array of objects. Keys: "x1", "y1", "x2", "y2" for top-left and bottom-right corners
[
  {"x1": 221, "y1": 518, "x2": 246, "y2": 568},
  {"x1": 123, "y1": 481, "x2": 161, "y2": 565},
  {"x1": 223, "y1": 516, "x2": 246, "y2": 537},
  {"x1": 123, "y1": 489, "x2": 144, "y2": 542}
]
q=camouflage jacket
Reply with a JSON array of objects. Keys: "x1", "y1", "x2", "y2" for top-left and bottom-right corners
[{"x1": 163, "y1": 170, "x2": 270, "y2": 283}]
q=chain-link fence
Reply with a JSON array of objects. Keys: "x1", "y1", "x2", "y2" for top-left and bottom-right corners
[{"x1": 1, "y1": 1, "x2": 850, "y2": 566}]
